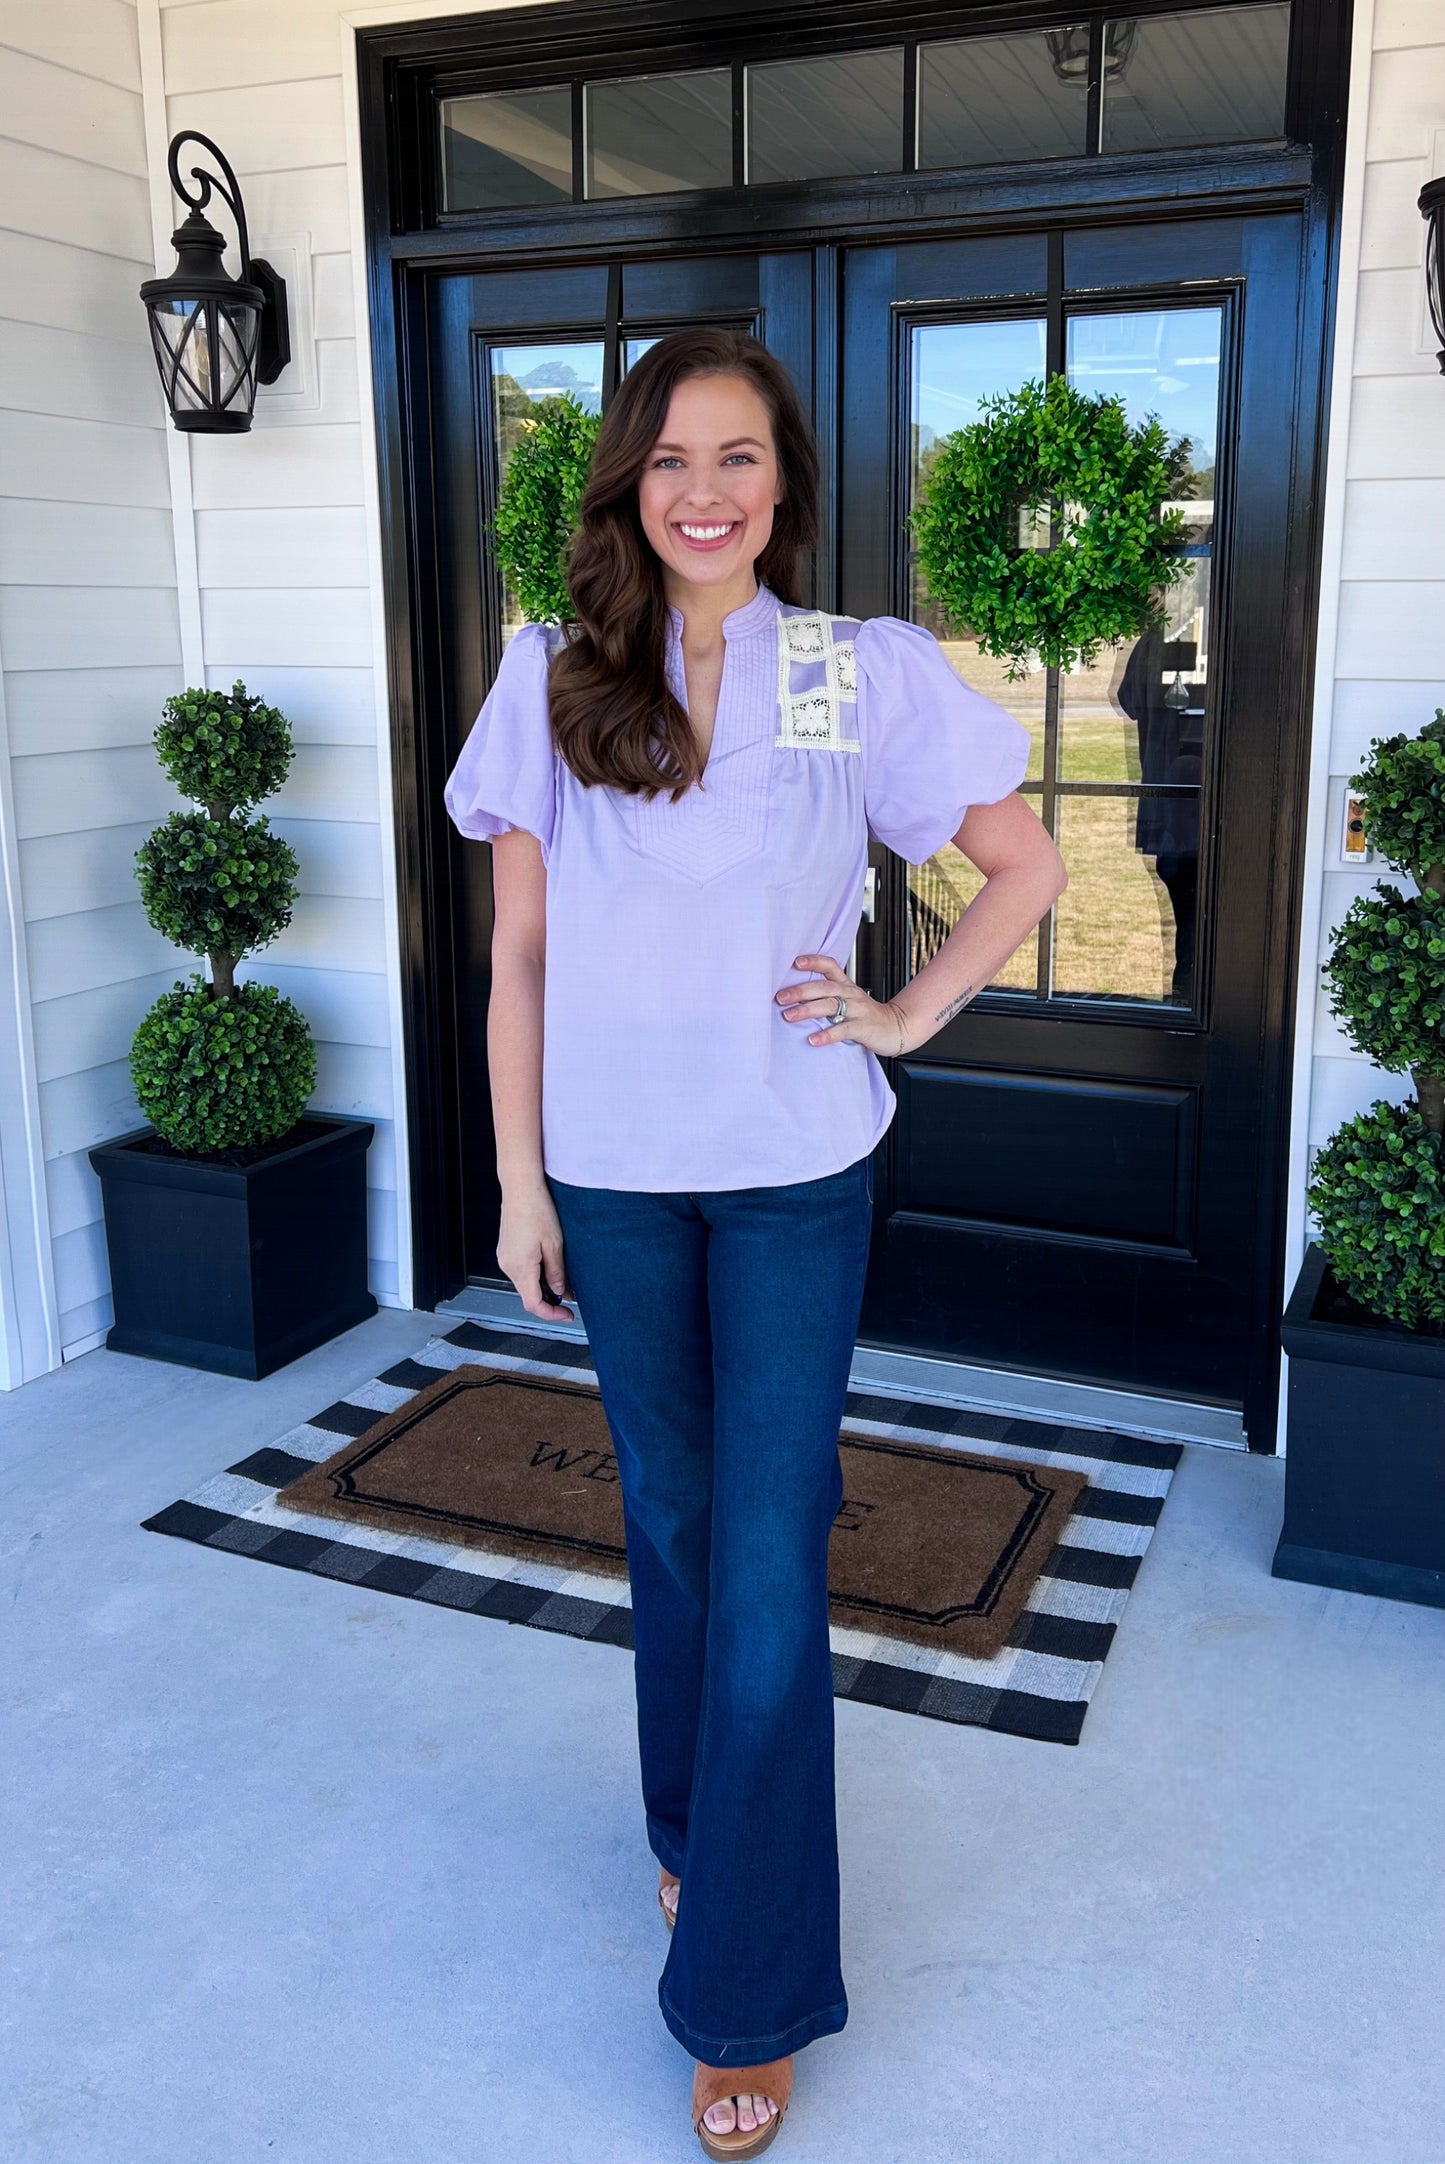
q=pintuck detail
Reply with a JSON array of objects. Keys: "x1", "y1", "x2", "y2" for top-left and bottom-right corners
[
  {"x1": 621, "y1": 602, "x2": 779, "y2": 882},
  {"x1": 775, "y1": 610, "x2": 862, "y2": 753}
]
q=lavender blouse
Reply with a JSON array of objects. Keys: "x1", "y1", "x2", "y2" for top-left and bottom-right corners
[{"x1": 443, "y1": 580, "x2": 1030, "y2": 1192}]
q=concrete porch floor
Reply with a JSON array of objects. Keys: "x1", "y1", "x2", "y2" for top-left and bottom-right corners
[{"x1": 2, "y1": 1305, "x2": 1441, "y2": 2164}]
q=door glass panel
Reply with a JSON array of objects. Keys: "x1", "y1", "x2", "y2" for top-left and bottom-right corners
[
  {"x1": 908, "y1": 314, "x2": 1048, "y2": 776},
  {"x1": 1055, "y1": 306, "x2": 1218, "y2": 1009},
  {"x1": 1100, "y1": 4, "x2": 1291, "y2": 154},
  {"x1": 906, "y1": 317, "x2": 1048, "y2": 983},
  {"x1": 585, "y1": 71, "x2": 733, "y2": 198},
  {"x1": 1059, "y1": 607, "x2": 1210, "y2": 787},
  {"x1": 902, "y1": 303, "x2": 1221, "y2": 1013},
  {"x1": 441, "y1": 90, "x2": 574, "y2": 212},
  {"x1": 917, "y1": 27, "x2": 1091, "y2": 169},
  {"x1": 1060, "y1": 306, "x2": 1218, "y2": 790},
  {"x1": 746, "y1": 50, "x2": 905, "y2": 184},
  {"x1": 489, "y1": 341, "x2": 605, "y2": 643},
  {"x1": 1053, "y1": 796, "x2": 1199, "y2": 1005},
  {"x1": 910, "y1": 845, "x2": 1040, "y2": 993}
]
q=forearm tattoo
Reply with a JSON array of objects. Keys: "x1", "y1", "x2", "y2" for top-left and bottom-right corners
[{"x1": 933, "y1": 985, "x2": 977, "y2": 1025}]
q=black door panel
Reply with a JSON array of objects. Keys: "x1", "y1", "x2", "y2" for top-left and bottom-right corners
[
  {"x1": 843, "y1": 218, "x2": 1303, "y2": 1433},
  {"x1": 898, "y1": 1066, "x2": 1199, "y2": 1252}
]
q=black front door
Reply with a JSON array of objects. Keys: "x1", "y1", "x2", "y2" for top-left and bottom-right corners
[
  {"x1": 421, "y1": 214, "x2": 1303, "y2": 1443},
  {"x1": 425, "y1": 250, "x2": 812, "y2": 1293},
  {"x1": 842, "y1": 214, "x2": 1305, "y2": 1437}
]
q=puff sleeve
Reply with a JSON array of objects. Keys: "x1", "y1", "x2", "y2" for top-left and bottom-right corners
[
  {"x1": 854, "y1": 616, "x2": 1032, "y2": 866},
  {"x1": 443, "y1": 622, "x2": 559, "y2": 863}
]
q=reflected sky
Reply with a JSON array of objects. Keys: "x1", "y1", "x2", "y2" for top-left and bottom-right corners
[
  {"x1": 913, "y1": 305, "x2": 1222, "y2": 477},
  {"x1": 491, "y1": 342, "x2": 604, "y2": 414},
  {"x1": 913, "y1": 319, "x2": 1048, "y2": 455},
  {"x1": 1067, "y1": 307, "x2": 1221, "y2": 471}
]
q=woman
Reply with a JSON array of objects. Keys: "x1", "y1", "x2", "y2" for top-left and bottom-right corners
[{"x1": 444, "y1": 328, "x2": 1065, "y2": 2157}]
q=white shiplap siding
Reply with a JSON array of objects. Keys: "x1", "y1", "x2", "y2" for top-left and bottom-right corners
[
  {"x1": 1309, "y1": 4, "x2": 1445, "y2": 1176},
  {"x1": 147, "y1": 0, "x2": 428, "y2": 1311},
  {"x1": 0, "y1": 0, "x2": 187, "y2": 1363},
  {"x1": 0, "y1": 0, "x2": 415, "y2": 1377},
  {"x1": 6, "y1": 0, "x2": 1431, "y2": 1393}
]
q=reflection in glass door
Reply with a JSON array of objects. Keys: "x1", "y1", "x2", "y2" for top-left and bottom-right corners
[
  {"x1": 488, "y1": 333, "x2": 700, "y2": 645},
  {"x1": 906, "y1": 304, "x2": 1222, "y2": 1011},
  {"x1": 489, "y1": 340, "x2": 605, "y2": 645}
]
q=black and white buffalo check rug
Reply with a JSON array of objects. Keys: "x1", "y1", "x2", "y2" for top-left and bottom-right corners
[{"x1": 142, "y1": 1317, "x2": 1181, "y2": 1746}]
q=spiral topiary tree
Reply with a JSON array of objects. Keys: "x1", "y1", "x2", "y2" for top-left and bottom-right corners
[
  {"x1": 130, "y1": 680, "x2": 316, "y2": 1156},
  {"x1": 1309, "y1": 710, "x2": 1445, "y2": 1331}
]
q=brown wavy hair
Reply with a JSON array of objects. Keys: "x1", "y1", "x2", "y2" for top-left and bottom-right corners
[{"x1": 547, "y1": 327, "x2": 820, "y2": 802}]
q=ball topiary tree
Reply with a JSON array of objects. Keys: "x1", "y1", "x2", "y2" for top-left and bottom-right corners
[
  {"x1": 490, "y1": 391, "x2": 600, "y2": 624},
  {"x1": 1309, "y1": 709, "x2": 1445, "y2": 1332},
  {"x1": 130, "y1": 680, "x2": 316, "y2": 1156}
]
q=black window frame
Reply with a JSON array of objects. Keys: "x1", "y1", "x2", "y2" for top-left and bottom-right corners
[{"x1": 405, "y1": 0, "x2": 1305, "y2": 229}]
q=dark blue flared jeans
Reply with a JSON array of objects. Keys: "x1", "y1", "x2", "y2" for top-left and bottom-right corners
[{"x1": 545, "y1": 1150, "x2": 874, "y2": 2067}]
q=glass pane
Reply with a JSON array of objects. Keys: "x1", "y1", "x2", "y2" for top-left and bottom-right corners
[
  {"x1": 1061, "y1": 307, "x2": 1220, "y2": 792},
  {"x1": 441, "y1": 89, "x2": 573, "y2": 212},
  {"x1": 909, "y1": 845, "x2": 1041, "y2": 992},
  {"x1": 909, "y1": 317, "x2": 1050, "y2": 522},
  {"x1": 747, "y1": 49, "x2": 904, "y2": 184},
  {"x1": 918, "y1": 27, "x2": 1091, "y2": 168},
  {"x1": 1060, "y1": 609, "x2": 1209, "y2": 791},
  {"x1": 909, "y1": 317, "x2": 1049, "y2": 791},
  {"x1": 585, "y1": 70, "x2": 732, "y2": 198},
  {"x1": 216, "y1": 306, "x2": 253, "y2": 405},
  {"x1": 490, "y1": 341, "x2": 605, "y2": 643},
  {"x1": 910, "y1": 568, "x2": 1048, "y2": 787},
  {"x1": 1053, "y1": 797, "x2": 1197, "y2": 1006},
  {"x1": 1100, "y1": 4, "x2": 1291, "y2": 154}
]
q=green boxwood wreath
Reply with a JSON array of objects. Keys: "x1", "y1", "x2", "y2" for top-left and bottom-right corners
[
  {"x1": 491, "y1": 392, "x2": 600, "y2": 625},
  {"x1": 908, "y1": 375, "x2": 1193, "y2": 679}
]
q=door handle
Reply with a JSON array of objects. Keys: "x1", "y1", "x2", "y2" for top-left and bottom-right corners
[{"x1": 861, "y1": 866, "x2": 877, "y2": 923}]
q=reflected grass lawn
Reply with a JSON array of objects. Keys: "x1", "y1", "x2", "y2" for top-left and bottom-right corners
[{"x1": 918, "y1": 648, "x2": 1177, "y2": 1002}]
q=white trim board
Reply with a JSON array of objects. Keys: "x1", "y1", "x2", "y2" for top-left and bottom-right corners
[
  {"x1": 137, "y1": 0, "x2": 203, "y2": 685},
  {"x1": 436, "y1": 1284, "x2": 1248, "y2": 1449},
  {"x1": 0, "y1": 626, "x2": 62, "y2": 1390},
  {"x1": 1278, "y1": 0, "x2": 1378, "y2": 1458}
]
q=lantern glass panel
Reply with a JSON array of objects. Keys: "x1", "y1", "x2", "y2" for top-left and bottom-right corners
[{"x1": 149, "y1": 294, "x2": 259, "y2": 418}]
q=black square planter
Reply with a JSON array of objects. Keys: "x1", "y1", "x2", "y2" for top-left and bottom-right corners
[
  {"x1": 1273, "y1": 1242, "x2": 1445, "y2": 1610},
  {"x1": 89, "y1": 1114, "x2": 378, "y2": 1380}
]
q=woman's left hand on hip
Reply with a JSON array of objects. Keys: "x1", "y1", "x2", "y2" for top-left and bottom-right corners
[{"x1": 775, "y1": 953, "x2": 908, "y2": 1055}]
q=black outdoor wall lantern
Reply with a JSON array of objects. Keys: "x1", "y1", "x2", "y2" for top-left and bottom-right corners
[
  {"x1": 1421, "y1": 176, "x2": 1445, "y2": 378},
  {"x1": 140, "y1": 130, "x2": 290, "y2": 432}
]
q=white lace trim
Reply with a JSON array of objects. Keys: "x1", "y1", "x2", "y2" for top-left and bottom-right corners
[{"x1": 775, "y1": 610, "x2": 861, "y2": 752}]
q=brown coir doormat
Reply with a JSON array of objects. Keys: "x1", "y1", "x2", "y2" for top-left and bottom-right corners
[{"x1": 273, "y1": 1363, "x2": 1087, "y2": 1660}]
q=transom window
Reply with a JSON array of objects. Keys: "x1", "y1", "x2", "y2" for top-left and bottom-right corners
[{"x1": 439, "y1": 5, "x2": 1291, "y2": 213}]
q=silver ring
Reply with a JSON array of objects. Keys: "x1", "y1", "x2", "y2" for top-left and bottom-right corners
[{"x1": 833, "y1": 995, "x2": 848, "y2": 1023}]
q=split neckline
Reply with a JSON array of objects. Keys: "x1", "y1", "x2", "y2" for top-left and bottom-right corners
[{"x1": 665, "y1": 581, "x2": 781, "y2": 645}]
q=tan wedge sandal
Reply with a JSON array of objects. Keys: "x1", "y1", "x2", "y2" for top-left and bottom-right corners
[
  {"x1": 692, "y1": 2056, "x2": 792, "y2": 2161},
  {"x1": 659, "y1": 1867, "x2": 680, "y2": 1931}
]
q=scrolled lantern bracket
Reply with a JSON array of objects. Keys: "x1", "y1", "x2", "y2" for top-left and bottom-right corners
[{"x1": 140, "y1": 130, "x2": 290, "y2": 433}]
